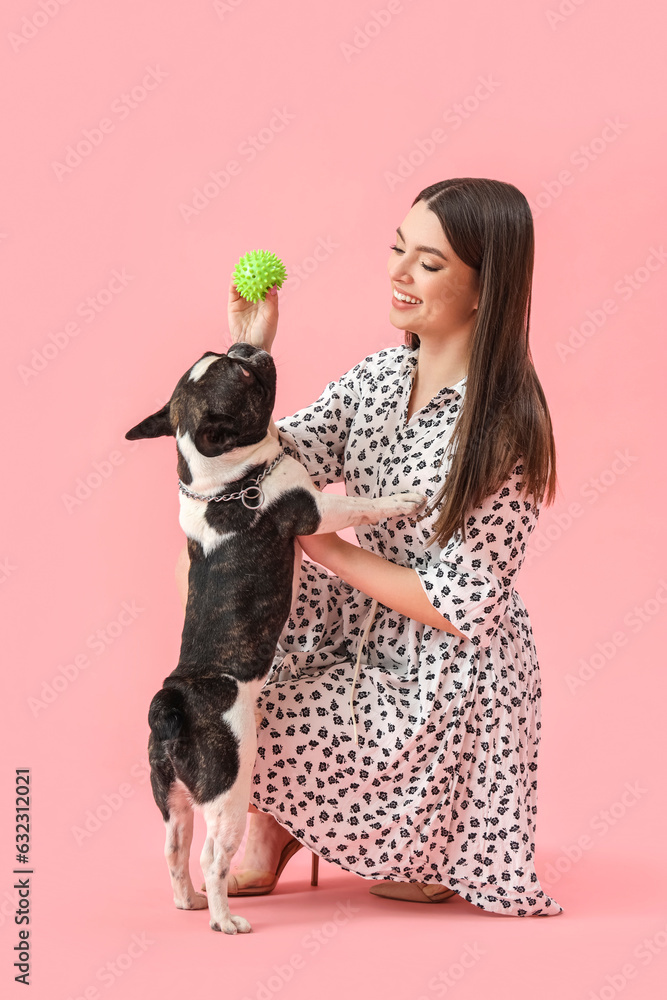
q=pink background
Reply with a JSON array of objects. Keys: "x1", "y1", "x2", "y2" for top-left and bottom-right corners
[{"x1": 2, "y1": 0, "x2": 666, "y2": 997}]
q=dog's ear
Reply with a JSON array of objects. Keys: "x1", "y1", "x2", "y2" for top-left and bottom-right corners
[
  {"x1": 194, "y1": 416, "x2": 234, "y2": 457},
  {"x1": 125, "y1": 404, "x2": 173, "y2": 441}
]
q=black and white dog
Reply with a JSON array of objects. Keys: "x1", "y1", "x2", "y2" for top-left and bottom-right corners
[{"x1": 126, "y1": 343, "x2": 424, "y2": 934}]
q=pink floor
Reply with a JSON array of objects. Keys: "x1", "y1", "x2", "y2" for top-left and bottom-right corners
[{"x1": 2, "y1": 743, "x2": 666, "y2": 1000}]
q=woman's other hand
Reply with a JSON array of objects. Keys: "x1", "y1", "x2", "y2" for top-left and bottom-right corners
[{"x1": 228, "y1": 275, "x2": 279, "y2": 352}]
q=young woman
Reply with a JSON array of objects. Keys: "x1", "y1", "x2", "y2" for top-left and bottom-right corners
[{"x1": 177, "y1": 178, "x2": 563, "y2": 916}]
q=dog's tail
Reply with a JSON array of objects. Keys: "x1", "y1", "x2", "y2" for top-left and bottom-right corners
[{"x1": 148, "y1": 688, "x2": 186, "y2": 742}]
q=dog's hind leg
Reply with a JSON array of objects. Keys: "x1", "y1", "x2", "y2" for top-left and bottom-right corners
[
  {"x1": 201, "y1": 784, "x2": 252, "y2": 934},
  {"x1": 163, "y1": 779, "x2": 208, "y2": 912},
  {"x1": 200, "y1": 686, "x2": 259, "y2": 934}
]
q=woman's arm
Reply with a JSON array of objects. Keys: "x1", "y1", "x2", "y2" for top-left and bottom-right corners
[
  {"x1": 175, "y1": 544, "x2": 189, "y2": 611},
  {"x1": 297, "y1": 532, "x2": 467, "y2": 639}
]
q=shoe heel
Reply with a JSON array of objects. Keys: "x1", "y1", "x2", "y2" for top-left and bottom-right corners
[{"x1": 310, "y1": 852, "x2": 319, "y2": 886}]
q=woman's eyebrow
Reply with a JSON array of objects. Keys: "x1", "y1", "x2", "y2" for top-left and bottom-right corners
[{"x1": 396, "y1": 226, "x2": 447, "y2": 260}]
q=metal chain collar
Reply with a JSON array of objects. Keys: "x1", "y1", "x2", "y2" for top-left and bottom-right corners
[{"x1": 178, "y1": 451, "x2": 284, "y2": 510}]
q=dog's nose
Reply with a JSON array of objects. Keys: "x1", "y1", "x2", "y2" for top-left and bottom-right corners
[{"x1": 227, "y1": 343, "x2": 263, "y2": 360}]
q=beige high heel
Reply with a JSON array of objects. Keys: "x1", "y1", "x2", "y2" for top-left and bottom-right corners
[
  {"x1": 369, "y1": 881, "x2": 457, "y2": 903},
  {"x1": 201, "y1": 839, "x2": 319, "y2": 896}
]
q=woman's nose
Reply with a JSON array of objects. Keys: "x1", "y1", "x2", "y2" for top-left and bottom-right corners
[{"x1": 388, "y1": 258, "x2": 411, "y2": 283}]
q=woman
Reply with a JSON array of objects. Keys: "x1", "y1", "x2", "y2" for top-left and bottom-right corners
[{"x1": 178, "y1": 178, "x2": 563, "y2": 916}]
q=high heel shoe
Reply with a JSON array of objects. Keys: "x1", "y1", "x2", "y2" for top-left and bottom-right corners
[
  {"x1": 201, "y1": 838, "x2": 320, "y2": 896},
  {"x1": 369, "y1": 881, "x2": 457, "y2": 904}
]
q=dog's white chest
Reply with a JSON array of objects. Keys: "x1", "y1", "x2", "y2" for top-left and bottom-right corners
[{"x1": 179, "y1": 498, "x2": 234, "y2": 555}]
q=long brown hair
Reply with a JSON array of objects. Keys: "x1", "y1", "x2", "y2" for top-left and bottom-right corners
[{"x1": 407, "y1": 179, "x2": 558, "y2": 548}]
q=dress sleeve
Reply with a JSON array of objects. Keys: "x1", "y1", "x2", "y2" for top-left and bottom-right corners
[
  {"x1": 414, "y1": 460, "x2": 540, "y2": 649},
  {"x1": 275, "y1": 359, "x2": 364, "y2": 490}
]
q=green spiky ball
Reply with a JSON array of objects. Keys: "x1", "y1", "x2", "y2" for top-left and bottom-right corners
[{"x1": 233, "y1": 249, "x2": 287, "y2": 302}]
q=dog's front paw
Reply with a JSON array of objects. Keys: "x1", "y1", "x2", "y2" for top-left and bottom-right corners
[
  {"x1": 211, "y1": 913, "x2": 252, "y2": 934},
  {"x1": 379, "y1": 491, "x2": 427, "y2": 517}
]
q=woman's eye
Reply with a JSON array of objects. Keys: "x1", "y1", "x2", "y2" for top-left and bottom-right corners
[{"x1": 389, "y1": 244, "x2": 440, "y2": 273}]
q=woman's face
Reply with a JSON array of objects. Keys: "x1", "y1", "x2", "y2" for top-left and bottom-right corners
[{"x1": 387, "y1": 199, "x2": 480, "y2": 340}]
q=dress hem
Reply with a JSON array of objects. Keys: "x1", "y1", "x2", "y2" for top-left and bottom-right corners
[{"x1": 250, "y1": 797, "x2": 564, "y2": 918}]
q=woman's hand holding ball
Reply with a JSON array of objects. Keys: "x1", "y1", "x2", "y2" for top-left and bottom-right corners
[{"x1": 228, "y1": 249, "x2": 287, "y2": 353}]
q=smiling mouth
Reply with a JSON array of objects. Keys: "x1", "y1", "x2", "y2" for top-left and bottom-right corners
[{"x1": 393, "y1": 288, "x2": 423, "y2": 304}]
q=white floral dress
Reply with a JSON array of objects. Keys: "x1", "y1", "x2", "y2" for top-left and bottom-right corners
[{"x1": 251, "y1": 345, "x2": 563, "y2": 917}]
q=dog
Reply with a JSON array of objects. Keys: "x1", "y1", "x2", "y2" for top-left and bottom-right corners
[{"x1": 126, "y1": 342, "x2": 425, "y2": 934}]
